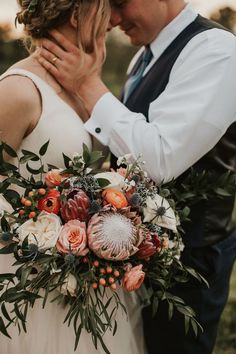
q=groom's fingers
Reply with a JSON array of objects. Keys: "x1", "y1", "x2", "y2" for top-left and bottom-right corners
[{"x1": 49, "y1": 29, "x2": 79, "y2": 54}]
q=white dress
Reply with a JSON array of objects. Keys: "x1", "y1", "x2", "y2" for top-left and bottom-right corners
[{"x1": 0, "y1": 69, "x2": 147, "y2": 354}]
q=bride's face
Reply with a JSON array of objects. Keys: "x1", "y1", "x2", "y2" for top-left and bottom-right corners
[{"x1": 74, "y1": 2, "x2": 110, "y2": 54}]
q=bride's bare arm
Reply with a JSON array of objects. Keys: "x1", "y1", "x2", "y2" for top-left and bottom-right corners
[{"x1": 0, "y1": 76, "x2": 41, "y2": 152}]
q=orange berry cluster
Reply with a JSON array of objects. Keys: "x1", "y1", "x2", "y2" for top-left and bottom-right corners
[
  {"x1": 91, "y1": 260, "x2": 121, "y2": 291},
  {"x1": 19, "y1": 188, "x2": 47, "y2": 219}
]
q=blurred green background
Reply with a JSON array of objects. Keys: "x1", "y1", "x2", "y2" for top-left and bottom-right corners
[{"x1": 0, "y1": 6, "x2": 236, "y2": 354}]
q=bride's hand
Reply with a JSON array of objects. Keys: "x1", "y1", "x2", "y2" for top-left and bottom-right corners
[{"x1": 37, "y1": 30, "x2": 105, "y2": 96}]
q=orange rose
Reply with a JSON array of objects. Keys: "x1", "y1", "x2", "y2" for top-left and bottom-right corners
[
  {"x1": 45, "y1": 169, "x2": 65, "y2": 188},
  {"x1": 122, "y1": 265, "x2": 145, "y2": 292},
  {"x1": 56, "y1": 220, "x2": 89, "y2": 256},
  {"x1": 102, "y1": 188, "x2": 128, "y2": 209},
  {"x1": 38, "y1": 189, "x2": 61, "y2": 214}
]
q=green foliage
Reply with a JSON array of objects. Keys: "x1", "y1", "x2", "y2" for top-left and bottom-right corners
[
  {"x1": 102, "y1": 33, "x2": 138, "y2": 97},
  {"x1": 211, "y1": 7, "x2": 236, "y2": 33},
  {"x1": 0, "y1": 37, "x2": 27, "y2": 75}
]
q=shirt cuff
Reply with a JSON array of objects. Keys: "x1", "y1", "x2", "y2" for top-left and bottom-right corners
[{"x1": 84, "y1": 92, "x2": 130, "y2": 146}]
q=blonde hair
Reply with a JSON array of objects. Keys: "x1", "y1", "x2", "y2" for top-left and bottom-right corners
[{"x1": 16, "y1": 0, "x2": 110, "y2": 54}]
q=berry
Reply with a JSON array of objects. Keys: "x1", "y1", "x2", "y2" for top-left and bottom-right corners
[
  {"x1": 106, "y1": 266, "x2": 113, "y2": 274},
  {"x1": 38, "y1": 188, "x2": 46, "y2": 195},
  {"x1": 110, "y1": 283, "x2": 117, "y2": 291},
  {"x1": 113, "y1": 270, "x2": 120, "y2": 277},
  {"x1": 99, "y1": 278, "x2": 106, "y2": 286},
  {"x1": 24, "y1": 200, "x2": 32, "y2": 207},
  {"x1": 108, "y1": 277, "x2": 115, "y2": 284},
  {"x1": 93, "y1": 260, "x2": 100, "y2": 267}
]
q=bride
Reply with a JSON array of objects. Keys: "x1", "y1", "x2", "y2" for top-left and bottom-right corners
[{"x1": 0, "y1": 0, "x2": 147, "y2": 353}]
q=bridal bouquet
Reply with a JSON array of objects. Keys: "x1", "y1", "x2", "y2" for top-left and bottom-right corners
[{"x1": 0, "y1": 141, "x2": 226, "y2": 352}]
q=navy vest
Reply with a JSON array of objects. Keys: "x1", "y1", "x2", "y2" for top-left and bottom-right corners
[{"x1": 120, "y1": 15, "x2": 236, "y2": 247}]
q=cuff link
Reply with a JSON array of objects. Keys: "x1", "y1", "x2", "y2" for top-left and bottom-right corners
[{"x1": 95, "y1": 127, "x2": 101, "y2": 134}]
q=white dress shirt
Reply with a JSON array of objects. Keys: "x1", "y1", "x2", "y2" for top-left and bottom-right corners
[{"x1": 84, "y1": 3, "x2": 236, "y2": 184}]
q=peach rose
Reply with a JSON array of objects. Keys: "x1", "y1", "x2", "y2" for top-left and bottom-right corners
[
  {"x1": 122, "y1": 265, "x2": 145, "y2": 292},
  {"x1": 56, "y1": 220, "x2": 89, "y2": 256},
  {"x1": 45, "y1": 169, "x2": 65, "y2": 188}
]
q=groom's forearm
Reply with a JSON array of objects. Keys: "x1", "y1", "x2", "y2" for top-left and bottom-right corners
[{"x1": 78, "y1": 78, "x2": 109, "y2": 119}]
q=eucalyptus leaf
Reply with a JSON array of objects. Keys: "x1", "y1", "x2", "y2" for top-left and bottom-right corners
[
  {"x1": 74, "y1": 323, "x2": 83, "y2": 350},
  {"x1": 20, "y1": 154, "x2": 39, "y2": 164},
  {"x1": 0, "y1": 317, "x2": 11, "y2": 338},
  {"x1": 3, "y1": 143, "x2": 18, "y2": 158},
  {"x1": 0, "y1": 216, "x2": 10, "y2": 232},
  {"x1": 39, "y1": 140, "x2": 50, "y2": 156},
  {"x1": 82, "y1": 144, "x2": 90, "y2": 164},
  {"x1": 96, "y1": 178, "x2": 110, "y2": 188},
  {"x1": 20, "y1": 266, "x2": 33, "y2": 288},
  {"x1": 3, "y1": 189, "x2": 20, "y2": 206},
  {"x1": 1, "y1": 303, "x2": 13, "y2": 322},
  {"x1": 88, "y1": 151, "x2": 103, "y2": 165},
  {"x1": 184, "y1": 315, "x2": 190, "y2": 335},
  {"x1": 26, "y1": 163, "x2": 44, "y2": 175},
  {"x1": 191, "y1": 319, "x2": 198, "y2": 337},
  {"x1": 62, "y1": 153, "x2": 71, "y2": 169},
  {"x1": 0, "y1": 273, "x2": 15, "y2": 283}
]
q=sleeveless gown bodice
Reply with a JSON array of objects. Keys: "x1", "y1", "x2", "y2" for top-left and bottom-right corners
[{"x1": 0, "y1": 69, "x2": 147, "y2": 354}]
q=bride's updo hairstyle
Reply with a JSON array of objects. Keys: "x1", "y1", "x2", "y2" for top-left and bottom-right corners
[{"x1": 16, "y1": 0, "x2": 110, "y2": 53}]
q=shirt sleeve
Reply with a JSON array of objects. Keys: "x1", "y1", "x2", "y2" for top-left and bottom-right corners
[{"x1": 84, "y1": 29, "x2": 236, "y2": 184}]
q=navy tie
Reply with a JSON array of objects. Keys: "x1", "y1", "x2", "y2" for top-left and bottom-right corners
[{"x1": 123, "y1": 46, "x2": 153, "y2": 103}]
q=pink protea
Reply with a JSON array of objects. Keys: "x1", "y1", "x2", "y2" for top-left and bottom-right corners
[
  {"x1": 87, "y1": 206, "x2": 144, "y2": 261},
  {"x1": 60, "y1": 188, "x2": 91, "y2": 222}
]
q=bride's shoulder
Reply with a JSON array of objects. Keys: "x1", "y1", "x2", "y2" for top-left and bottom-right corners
[
  {"x1": 0, "y1": 71, "x2": 41, "y2": 108},
  {"x1": 0, "y1": 69, "x2": 42, "y2": 149}
]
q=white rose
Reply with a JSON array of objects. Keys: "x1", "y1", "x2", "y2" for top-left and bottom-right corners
[
  {"x1": 60, "y1": 273, "x2": 77, "y2": 297},
  {"x1": 95, "y1": 172, "x2": 125, "y2": 191},
  {"x1": 143, "y1": 194, "x2": 177, "y2": 232},
  {"x1": 18, "y1": 212, "x2": 62, "y2": 251}
]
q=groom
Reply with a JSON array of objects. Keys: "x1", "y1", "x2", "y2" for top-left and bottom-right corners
[{"x1": 39, "y1": 1, "x2": 236, "y2": 353}]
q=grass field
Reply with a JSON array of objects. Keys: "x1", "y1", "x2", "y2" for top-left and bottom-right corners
[{"x1": 214, "y1": 264, "x2": 236, "y2": 354}]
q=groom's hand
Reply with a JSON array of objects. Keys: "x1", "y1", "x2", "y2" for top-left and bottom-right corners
[{"x1": 38, "y1": 30, "x2": 109, "y2": 115}]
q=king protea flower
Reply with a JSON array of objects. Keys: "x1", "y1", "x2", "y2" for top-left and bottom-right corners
[
  {"x1": 60, "y1": 188, "x2": 91, "y2": 222},
  {"x1": 87, "y1": 206, "x2": 144, "y2": 261}
]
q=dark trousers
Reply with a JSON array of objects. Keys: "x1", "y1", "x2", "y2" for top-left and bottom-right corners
[{"x1": 142, "y1": 229, "x2": 236, "y2": 354}]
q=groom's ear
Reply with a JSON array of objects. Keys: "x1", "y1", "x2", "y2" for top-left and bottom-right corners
[{"x1": 70, "y1": 9, "x2": 78, "y2": 29}]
